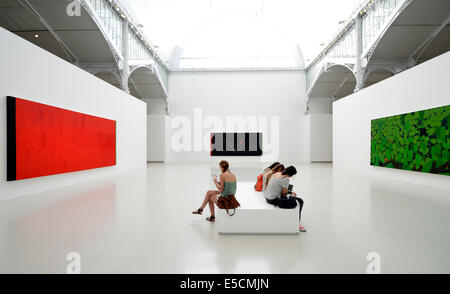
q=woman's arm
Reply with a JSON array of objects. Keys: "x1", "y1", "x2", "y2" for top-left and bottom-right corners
[
  {"x1": 281, "y1": 189, "x2": 296, "y2": 196},
  {"x1": 281, "y1": 177, "x2": 290, "y2": 196},
  {"x1": 214, "y1": 173, "x2": 225, "y2": 192}
]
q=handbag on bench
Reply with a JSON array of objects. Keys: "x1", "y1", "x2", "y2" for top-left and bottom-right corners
[
  {"x1": 217, "y1": 194, "x2": 240, "y2": 216},
  {"x1": 254, "y1": 174, "x2": 263, "y2": 191}
]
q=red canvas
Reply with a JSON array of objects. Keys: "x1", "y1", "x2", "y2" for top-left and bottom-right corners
[{"x1": 7, "y1": 96, "x2": 116, "y2": 181}]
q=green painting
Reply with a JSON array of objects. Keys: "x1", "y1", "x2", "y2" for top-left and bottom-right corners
[{"x1": 371, "y1": 105, "x2": 449, "y2": 175}]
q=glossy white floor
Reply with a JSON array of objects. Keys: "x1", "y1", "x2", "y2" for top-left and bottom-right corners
[{"x1": 1, "y1": 162, "x2": 449, "y2": 274}]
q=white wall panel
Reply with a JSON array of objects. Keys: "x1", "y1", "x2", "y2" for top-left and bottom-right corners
[
  {"x1": 0, "y1": 28, "x2": 147, "y2": 201},
  {"x1": 334, "y1": 52, "x2": 450, "y2": 189}
]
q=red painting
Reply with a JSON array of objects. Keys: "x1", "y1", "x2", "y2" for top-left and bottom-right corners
[{"x1": 7, "y1": 96, "x2": 116, "y2": 181}]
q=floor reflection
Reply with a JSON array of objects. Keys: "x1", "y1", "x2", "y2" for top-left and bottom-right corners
[
  {"x1": 0, "y1": 163, "x2": 449, "y2": 273},
  {"x1": 1, "y1": 182, "x2": 117, "y2": 273}
]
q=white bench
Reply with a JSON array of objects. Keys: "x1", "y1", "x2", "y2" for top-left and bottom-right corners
[{"x1": 216, "y1": 182, "x2": 299, "y2": 234}]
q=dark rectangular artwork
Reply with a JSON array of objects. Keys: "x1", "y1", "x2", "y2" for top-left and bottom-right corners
[{"x1": 211, "y1": 132, "x2": 262, "y2": 156}]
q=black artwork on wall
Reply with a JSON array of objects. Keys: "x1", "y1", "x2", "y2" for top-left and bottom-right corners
[
  {"x1": 7, "y1": 97, "x2": 16, "y2": 181},
  {"x1": 211, "y1": 132, "x2": 263, "y2": 156}
]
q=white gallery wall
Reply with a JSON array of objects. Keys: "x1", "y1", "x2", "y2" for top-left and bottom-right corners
[
  {"x1": 167, "y1": 70, "x2": 307, "y2": 163},
  {"x1": 309, "y1": 97, "x2": 333, "y2": 114},
  {"x1": 0, "y1": 28, "x2": 147, "y2": 201},
  {"x1": 306, "y1": 114, "x2": 333, "y2": 162},
  {"x1": 143, "y1": 98, "x2": 166, "y2": 114},
  {"x1": 305, "y1": 97, "x2": 333, "y2": 162},
  {"x1": 333, "y1": 52, "x2": 450, "y2": 190},
  {"x1": 147, "y1": 115, "x2": 166, "y2": 161},
  {"x1": 143, "y1": 98, "x2": 167, "y2": 161}
]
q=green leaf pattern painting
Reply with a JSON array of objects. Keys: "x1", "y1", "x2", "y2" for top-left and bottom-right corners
[{"x1": 371, "y1": 105, "x2": 449, "y2": 175}]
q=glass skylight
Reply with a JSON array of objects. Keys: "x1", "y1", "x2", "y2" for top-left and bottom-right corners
[{"x1": 120, "y1": 0, "x2": 365, "y2": 69}]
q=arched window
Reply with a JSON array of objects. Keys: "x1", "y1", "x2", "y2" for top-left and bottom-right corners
[{"x1": 176, "y1": 15, "x2": 305, "y2": 70}]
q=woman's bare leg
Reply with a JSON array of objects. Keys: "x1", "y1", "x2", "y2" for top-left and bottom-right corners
[
  {"x1": 208, "y1": 194, "x2": 218, "y2": 216},
  {"x1": 200, "y1": 190, "x2": 219, "y2": 210}
]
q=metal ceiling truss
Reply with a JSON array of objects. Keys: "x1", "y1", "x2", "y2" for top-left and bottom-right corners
[
  {"x1": 18, "y1": 0, "x2": 81, "y2": 64},
  {"x1": 305, "y1": 0, "x2": 416, "y2": 113},
  {"x1": 408, "y1": 14, "x2": 450, "y2": 64}
]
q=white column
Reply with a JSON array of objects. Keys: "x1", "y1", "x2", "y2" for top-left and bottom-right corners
[
  {"x1": 355, "y1": 16, "x2": 365, "y2": 92},
  {"x1": 120, "y1": 21, "x2": 130, "y2": 93}
]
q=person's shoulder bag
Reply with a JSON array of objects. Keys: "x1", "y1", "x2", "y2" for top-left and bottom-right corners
[
  {"x1": 217, "y1": 194, "x2": 240, "y2": 216},
  {"x1": 254, "y1": 174, "x2": 263, "y2": 191}
]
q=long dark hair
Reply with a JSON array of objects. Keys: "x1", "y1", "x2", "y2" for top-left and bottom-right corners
[
  {"x1": 282, "y1": 166, "x2": 297, "y2": 177},
  {"x1": 264, "y1": 162, "x2": 280, "y2": 172}
]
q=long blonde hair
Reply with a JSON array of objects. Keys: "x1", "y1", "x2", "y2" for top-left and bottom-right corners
[
  {"x1": 271, "y1": 164, "x2": 285, "y2": 173},
  {"x1": 264, "y1": 162, "x2": 280, "y2": 172}
]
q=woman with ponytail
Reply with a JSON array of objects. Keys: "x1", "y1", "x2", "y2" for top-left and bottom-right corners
[{"x1": 192, "y1": 160, "x2": 237, "y2": 222}]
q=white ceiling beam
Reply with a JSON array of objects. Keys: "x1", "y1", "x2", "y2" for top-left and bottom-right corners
[
  {"x1": 128, "y1": 76, "x2": 144, "y2": 99},
  {"x1": 332, "y1": 73, "x2": 352, "y2": 100},
  {"x1": 18, "y1": 0, "x2": 81, "y2": 65},
  {"x1": 408, "y1": 15, "x2": 450, "y2": 63}
]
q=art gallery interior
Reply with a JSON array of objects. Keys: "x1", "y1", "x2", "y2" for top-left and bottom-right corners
[{"x1": 0, "y1": 0, "x2": 449, "y2": 274}]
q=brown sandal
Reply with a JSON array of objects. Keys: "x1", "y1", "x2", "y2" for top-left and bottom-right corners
[
  {"x1": 206, "y1": 216, "x2": 215, "y2": 222},
  {"x1": 192, "y1": 208, "x2": 203, "y2": 215}
]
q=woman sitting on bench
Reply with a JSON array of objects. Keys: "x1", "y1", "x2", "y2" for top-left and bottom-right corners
[
  {"x1": 192, "y1": 160, "x2": 237, "y2": 223},
  {"x1": 264, "y1": 166, "x2": 306, "y2": 232},
  {"x1": 254, "y1": 162, "x2": 280, "y2": 191},
  {"x1": 263, "y1": 163, "x2": 285, "y2": 191}
]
